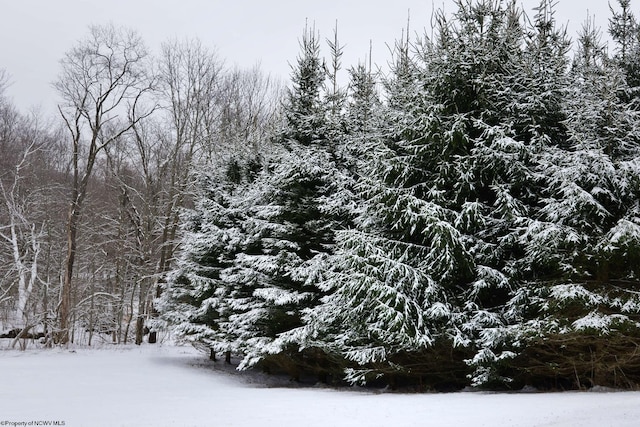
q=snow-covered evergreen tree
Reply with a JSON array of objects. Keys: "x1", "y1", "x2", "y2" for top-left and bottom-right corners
[
  {"x1": 609, "y1": 0, "x2": 640, "y2": 104},
  {"x1": 461, "y1": 0, "x2": 575, "y2": 388},
  {"x1": 283, "y1": 23, "x2": 327, "y2": 147},
  {"x1": 219, "y1": 24, "x2": 356, "y2": 378},
  {"x1": 482, "y1": 14, "x2": 640, "y2": 389},
  {"x1": 158, "y1": 160, "x2": 257, "y2": 361},
  {"x1": 300, "y1": 0, "x2": 553, "y2": 388},
  {"x1": 346, "y1": 59, "x2": 379, "y2": 135}
]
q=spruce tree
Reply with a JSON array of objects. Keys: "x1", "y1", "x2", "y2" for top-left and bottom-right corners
[
  {"x1": 609, "y1": 0, "x2": 640, "y2": 103},
  {"x1": 283, "y1": 22, "x2": 326, "y2": 146},
  {"x1": 303, "y1": 0, "x2": 548, "y2": 388},
  {"x1": 491, "y1": 15, "x2": 640, "y2": 389},
  {"x1": 158, "y1": 161, "x2": 255, "y2": 362},
  {"x1": 161, "y1": 0, "x2": 640, "y2": 391},
  {"x1": 463, "y1": 0, "x2": 574, "y2": 387},
  {"x1": 224, "y1": 24, "x2": 353, "y2": 378}
]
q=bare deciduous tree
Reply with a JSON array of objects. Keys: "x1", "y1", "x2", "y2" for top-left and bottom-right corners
[
  {"x1": 0, "y1": 138, "x2": 44, "y2": 328},
  {"x1": 0, "y1": 86, "x2": 63, "y2": 348},
  {"x1": 54, "y1": 24, "x2": 154, "y2": 344}
]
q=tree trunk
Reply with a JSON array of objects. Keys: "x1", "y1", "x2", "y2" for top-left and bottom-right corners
[
  {"x1": 58, "y1": 206, "x2": 79, "y2": 344},
  {"x1": 87, "y1": 281, "x2": 95, "y2": 346},
  {"x1": 135, "y1": 316, "x2": 145, "y2": 345}
]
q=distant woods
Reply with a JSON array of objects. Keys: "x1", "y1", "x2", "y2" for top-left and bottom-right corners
[
  {"x1": 3, "y1": 0, "x2": 640, "y2": 392},
  {"x1": 0, "y1": 24, "x2": 281, "y2": 347}
]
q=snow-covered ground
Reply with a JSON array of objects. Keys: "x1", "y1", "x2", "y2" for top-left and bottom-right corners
[{"x1": 1, "y1": 343, "x2": 639, "y2": 427}]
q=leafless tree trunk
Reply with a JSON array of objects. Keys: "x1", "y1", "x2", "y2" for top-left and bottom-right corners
[
  {"x1": 0, "y1": 137, "x2": 44, "y2": 320},
  {"x1": 0, "y1": 81, "x2": 59, "y2": 344}
]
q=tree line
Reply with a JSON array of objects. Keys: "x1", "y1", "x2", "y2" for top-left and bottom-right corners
[{"x1": 0, "y1": 27, "x2": 280, "y2": 347}]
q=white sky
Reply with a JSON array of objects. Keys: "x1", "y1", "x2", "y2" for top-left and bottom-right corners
[{"x1": 1, "y1": 0, "x2": 613, "y2": 115}]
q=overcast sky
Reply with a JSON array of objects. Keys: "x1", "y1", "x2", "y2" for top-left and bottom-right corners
[{"x1": 1, "y1": 0, "x2": 613, "y2": 115}]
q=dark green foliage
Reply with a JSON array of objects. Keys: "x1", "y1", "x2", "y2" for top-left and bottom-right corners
[
  {"x1": 609, "y1": 0, "x2": 640, "y2": 101},
  {"x1": 283, "y1": 23, "x2": 327, "y2": 146}
]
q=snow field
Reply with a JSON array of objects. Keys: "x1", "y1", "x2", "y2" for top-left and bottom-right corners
[{"x1": 1, "y1": 344, "x2": 639, "y2": 427}]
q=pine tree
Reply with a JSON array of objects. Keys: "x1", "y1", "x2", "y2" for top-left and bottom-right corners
[
  {"x1": 300, "y1": 0, "x2": 549, "y2": 388},
  {"x1": 463, "y1": 0, "x2": 574, "y2": 387},
  {"x1": 467, "y1": 7, "x2": 640, "y2": 389},
  {"x1": 158, "y1": 161, "x2": 255, "y2": 361},
  {"x1": 609, "y1": 0, "x2": 637, "y2": 61},
  {"x1": 283, "y1": 22, "x2": 326, "y2": 146},
  {"x1": 609, "y1": 0, "x2": 640, "y2": 102},
  {"x1": 221, "y1": 24, "x2": 354, "y2": 379},
  {"x1": 346, "y1": 57, "x2": 379, "y2": 135},
  {"x1": 491, "y1": 15, "x2": 640, "y2": 389},
  {"x1": 162, "y1": 0, "x2": 640, "y2": 391}
]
